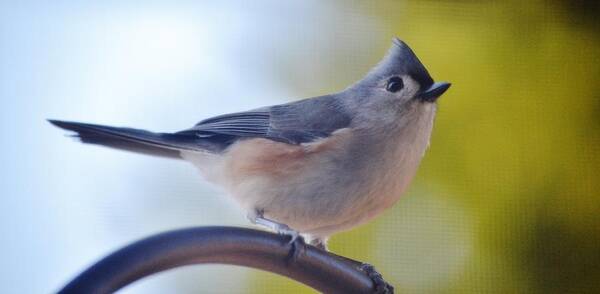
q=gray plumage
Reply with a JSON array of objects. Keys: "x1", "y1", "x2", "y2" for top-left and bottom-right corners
[{"x1": 49, "y1": 38, "x2": 450, "y2": 249}]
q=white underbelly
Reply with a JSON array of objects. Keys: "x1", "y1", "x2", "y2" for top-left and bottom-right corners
[{"x1": 180, "y1": 139, "x2": 424, "y2": 238}]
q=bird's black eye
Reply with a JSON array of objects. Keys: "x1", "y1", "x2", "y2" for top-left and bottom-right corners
[{"x1": 386, "y1": 76, "x2": 404, "y2": 93}]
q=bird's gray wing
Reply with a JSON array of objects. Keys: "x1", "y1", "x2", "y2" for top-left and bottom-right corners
[{"x1": 181, "y1": 95, "x2": 352, "y2": 146}]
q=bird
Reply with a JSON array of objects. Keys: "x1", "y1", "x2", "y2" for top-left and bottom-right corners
[{"x1": 49, "y1": 38, "x2": 450, "y2": 251}]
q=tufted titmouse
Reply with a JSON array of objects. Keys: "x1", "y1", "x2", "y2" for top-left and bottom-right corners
[{"x1": 50, "y1": 38, "x2": 450, "y2": 250}]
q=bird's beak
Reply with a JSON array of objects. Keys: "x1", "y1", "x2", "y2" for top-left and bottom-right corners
[{"x1": 419, "y1": 82, "x2": 451, "y2": 102}]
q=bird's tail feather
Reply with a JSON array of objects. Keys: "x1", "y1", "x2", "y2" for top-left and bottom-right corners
[{"x1": 48, "y1": 120, "x2": 205, "y2": 159}]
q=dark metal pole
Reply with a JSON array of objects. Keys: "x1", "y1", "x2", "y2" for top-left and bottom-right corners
[{"x1": 58, "y1": 226, "x2": 389, "y2": 294}]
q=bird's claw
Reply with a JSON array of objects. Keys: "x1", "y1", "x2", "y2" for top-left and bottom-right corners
[
  {"x1": 359, "y1": 263, "x2": 394, "y2": 294},
  {"x1": 276, "y1": 227, "x2": 305, "y2": 265},
  {"x1": 277, "y1": 227, "x2": 300, "y2": 245},
  {"x1": 250, "y1": 214, "x2": 305, "y2": 265}
]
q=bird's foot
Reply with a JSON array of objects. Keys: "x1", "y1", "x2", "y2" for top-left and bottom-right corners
[
  {"x1": 276, "y1": 225, "x2": 300, "y2": 244},
  {"x1": 359, "y1": 263, "x2": 394, "y2": 294},
  {"x1": 282, "y1": 232, "x2": 306, "y2": 265},
  {"x1": 249, "y1": 213, "x2": 305, "y2": 264},
  {"x1": 271, "y1": 223, "x2": 306, "y2": 264},
  {"x1": 269, "y1": 223, "x2": 305, "y2": 264}
]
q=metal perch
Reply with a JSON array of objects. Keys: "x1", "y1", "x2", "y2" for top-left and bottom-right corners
[{"x1": 58, "y1": 226, "x2": 393, "y2": 294}]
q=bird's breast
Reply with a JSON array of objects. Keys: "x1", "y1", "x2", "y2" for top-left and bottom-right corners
[{"x1": 181, "y1": 104, "x2": 437, "y2": 237}]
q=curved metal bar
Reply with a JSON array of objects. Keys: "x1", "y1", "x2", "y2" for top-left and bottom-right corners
[{"x1": 58, "y1": 226, "x2": 383, "y2": 294}]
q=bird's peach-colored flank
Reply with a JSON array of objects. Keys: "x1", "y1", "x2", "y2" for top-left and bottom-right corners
[{"x1": 224, "y1": 128, "x2": 353, "y2": 181}]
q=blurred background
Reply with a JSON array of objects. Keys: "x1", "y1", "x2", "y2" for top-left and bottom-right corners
[{"x1": 1, "y1": 0, "x2": 599, "y2": 293}]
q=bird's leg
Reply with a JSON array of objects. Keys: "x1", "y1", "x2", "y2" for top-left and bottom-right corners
[
  {"x1": 252, "y1": 216, "x2": 300, "y2": 243},
  {"x1": 248, "y1": 209, "x2": 301, "y2": 243},
  {"x1": 248, "y1": 210, "x2": 306, "y2": 264}
]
